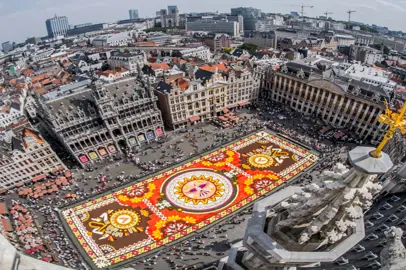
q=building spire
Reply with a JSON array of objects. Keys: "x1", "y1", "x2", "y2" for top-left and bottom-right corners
[{"x1": 370, "y1": 100, "x2": 406, "y2": 158}]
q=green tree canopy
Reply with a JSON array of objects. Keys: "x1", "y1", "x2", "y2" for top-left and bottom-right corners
[{"x1": 238, "y1": 43, "x2": 258, "y2": 53}]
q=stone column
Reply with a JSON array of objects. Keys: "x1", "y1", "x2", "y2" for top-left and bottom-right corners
[
  {"x1": 360, "y1": 107, "x2": 378, "y2": 138},
  {"x1": 333, "y1": 95, "x2": 344, "y2": 124},
  {"x1": 337, "y1": 98, "x2": 351, "y2": 127},
  {"x1": 311, "y1": 87, "x2": 320, "y2": 112},
  {"x1": 322, "y1": 92, "x2": 332, "y2": 120},
  {"x1": 316, "y1": 89, "x2": 326, "y2": 116},
  {"x1": 351, "y1": 102, "x2": 363, "y2": 129}
]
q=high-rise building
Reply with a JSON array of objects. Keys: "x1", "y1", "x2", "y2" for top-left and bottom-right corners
[
  {"x1": 1, "y1": 41, "x2": 12, "y2": 53},
  {"x1": 231, "y1": 7, "x2": 261, "y2": 31},
  {"x1": 129, "y1": 9, "x2": 139, "y2": 20},
  {"x1": 168, "y1": 5, "x2": 177, "y2": 14},
  {"x1": 45, "y1": 15, "x2": 70, "y2": 38}
]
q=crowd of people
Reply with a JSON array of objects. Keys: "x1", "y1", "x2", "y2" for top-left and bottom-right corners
[{"x1": 0, "y1": 106, "x2": 357, "y2": 270}]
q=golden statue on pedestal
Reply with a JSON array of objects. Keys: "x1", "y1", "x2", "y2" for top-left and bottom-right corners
[{"x1": 370, "y1": 100, "x2": 406, "y2": 158}]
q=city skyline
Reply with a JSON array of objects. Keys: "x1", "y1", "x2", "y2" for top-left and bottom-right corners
[{"x1": 1, "y1": 0, "x2": 406, "y2": 44}]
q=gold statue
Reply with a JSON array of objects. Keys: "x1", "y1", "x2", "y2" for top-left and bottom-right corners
[{"x1": 370, "y1": 100, "x2": 406, "y2": 158}]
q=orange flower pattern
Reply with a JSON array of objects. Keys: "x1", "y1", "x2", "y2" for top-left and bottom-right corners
[{"x1": 61, "y1": 131, "x2": 319, "y2": 269}]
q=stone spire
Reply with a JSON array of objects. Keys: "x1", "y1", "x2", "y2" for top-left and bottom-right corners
[
  {"x1": 380, "y1": 227, "x2": 406, "y2": 270},
  {"x1": 276, "y1": 163, "x2": 381, "y2": 247}
]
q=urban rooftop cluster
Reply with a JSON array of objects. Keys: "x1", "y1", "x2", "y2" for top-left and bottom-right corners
[{"x1": 1, "y1": 3, "x2": 406, "y2": 270}]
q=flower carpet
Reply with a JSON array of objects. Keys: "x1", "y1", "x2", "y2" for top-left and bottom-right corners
[{"x1": 61, "y1": 131, "x2": 319, "y2": 268}]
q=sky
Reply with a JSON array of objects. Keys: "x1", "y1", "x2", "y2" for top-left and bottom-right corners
[{"x1": 1, "y1": 0, "x2": 406, "y2": 44}]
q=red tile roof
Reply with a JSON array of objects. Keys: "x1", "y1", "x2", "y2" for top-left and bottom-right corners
[
  {"x1": 21, "y1": 69, "x2": 33, "y2": 76},
  {"x1": 199, "y1": 63, "x2": 229, "y2": 73},
  {"x1": 149, "y1": 62, "x2": 170, "y2": 70},
  {"x1": 172, "y1": 78, "x2": 189, "y2": 90},
  {"x1": 31, "y1": 74, "x2": 52, "y2": 83}
]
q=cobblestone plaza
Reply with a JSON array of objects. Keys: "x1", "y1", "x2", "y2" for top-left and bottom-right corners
[{"x1": 60, "y1": 131, "x2": 319, "y2": 268}]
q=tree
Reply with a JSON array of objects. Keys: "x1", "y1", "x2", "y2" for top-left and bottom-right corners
[
  {"x1": 223, "y1": 47, "x2": 233, "y2": 54},
  {"x1": 374, "y1": 61, "x2": 387, "y2": 68},
  {"x1": 238, "y1": 43, "x2": 258, "y2": 53}
]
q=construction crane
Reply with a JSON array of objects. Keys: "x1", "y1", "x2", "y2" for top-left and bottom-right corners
[
  {"x1": 324, "y1": 11, "x2": 333, "y2": 19},
  {"x1": 347, "y1": 10, "x2": 356, "y2": 29},
  {"x1": 300, "y1": 2, "x2": 314, "y2": 18}
]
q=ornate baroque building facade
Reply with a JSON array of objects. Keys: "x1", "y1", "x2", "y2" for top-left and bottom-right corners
[
  {"x1": 262, "y1": 61, "x2": 396, "y2": 142},
  {"x1": 39, "y1": 77, "x2": 165, "y2": 167},
  {"x1": 0, "y1": 120, "x2": 65, "y2": 189},
  {"x1": 155, "y1": 67, "x2": 260, "y2": 129}
]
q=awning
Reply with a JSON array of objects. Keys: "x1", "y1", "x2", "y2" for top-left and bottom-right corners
[
  {"x1": 15, "y1": 182, "x2": 24, "y2": 187},
  {"x1": 228, "y1": 104, "x2": 239, "y2": 109},
  {"x1": 319, "y1": 127, "x2": 331, "y2": 134},
  {"x1": 222, "y1": 107, "x2": 229, "y2": 114},
  {"x1": 218, "y1": 116, "x2": 227, "y2": 121},
  {"x1": 173, "y1": 119, "x2": 189, "y2": 125},
  {"x1": 189, "y1": 116, "x2": 201, "y2": 122},
  {"x1": 2, "y1": 218, "x2": 13, "y2": 232},
  {"x1": 238, "y1": 101, "x2": 250, "y2": 106},
  {"x1": 32, "y1": 174, "x2": 46, "y2": 182},
  {"x1": 0, "y1": 202, "x2": 7, "y2": 214},
  {"x1": 0, "y1": 188, "x2": 8, "y2": 195}
]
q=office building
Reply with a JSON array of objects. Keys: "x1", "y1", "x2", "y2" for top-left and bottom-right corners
[
  {"x1": 38, "y1": 77, "x2": 165, "y2": 167},
  {"x1": 66, "y1": 23, "x2": 107, "y2": 36},
  {"x1": 45, "y1": 15, "x2": 70, "y2": 37},
  {"x1": 168, "y1": 5, "x2": 177, "y2": 14},
  {"x1": 186, "y1": 20, "x2": 240, "y2": 36},
  {"x1": 187, "y1": 15, "x2": 243, "y2": 35},
  {"x1": 0, "y1": 120, "x2": 65, "y2": 189},
  {"x1": 154, "y1": 64, "x2": 260, "y2": 129},
  {"x1": 231, "y1": 7, "x2": 261, "y2": 31},
  {"x1": 1, "y1": 42, "x2": 12, "y2": 53},
  {"x1": 74, "y1": 23, "x2": 92, "y2": 28},
  {"x1": 129, "y1": 9, "x2": 139, "y2": 20}
]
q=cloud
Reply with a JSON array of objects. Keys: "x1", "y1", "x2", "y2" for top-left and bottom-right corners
[{"x1": 375, "y1": 0, "x2": 405, "y2": 11}]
